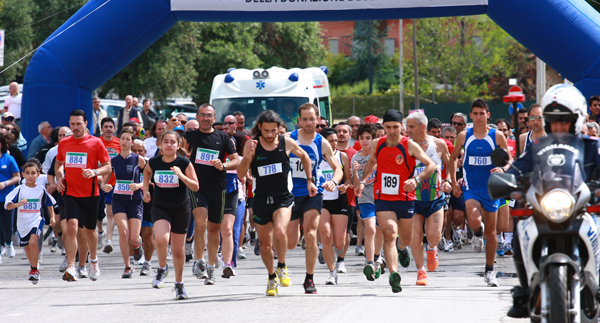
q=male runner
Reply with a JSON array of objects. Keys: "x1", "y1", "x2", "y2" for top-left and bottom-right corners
[{"x1": 99, "y1": 117, "x2": 120, "y2": 253}]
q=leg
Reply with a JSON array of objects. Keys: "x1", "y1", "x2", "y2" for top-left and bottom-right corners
[
  {"x1": 106, "y1": 204, "x2": 115, "y2": 242},
  {"x1": 206, "y1": 221, "x2": 221, "y2": 266},
  {"x1": 318, "y1": 208, "x2": 335, "y2": 272},
  {"x1": 362, "y1": 217, "x2": 377, "y2": 263},
  {"x1": 397, "y1": 217, "x2": 414, "y2": 256},
  {"x1": 425, "y1": 209, "x2": 443, "y2": 249},
  {"x1": 153, "y1": 220, "x2": 171, "y2": 268},
  {"x1": 128, "y1": 218, "x2": 142, "y2": 247},
  {"x1": 464, "y1": 199, "x2": 483, "y2": 233},
  {"x1": 377, "y1": 211, "x2": 399, "y2": 273},
  {"x1": 411, "y1": 213, "x2": 425, "y2": 269},
  {"x1": 482, "y1": 209, "x2": 498, "y2": 267},
  {"x1": 193, "y1": 207, "x2": 208, "y2": 261},
  {"x1": 141, "y1": 226, "x2": 154, "y2": 262},
  {"x1": 272, "y1": 207, "x2": 291, "y2": 264},
  {"x1": 171, "y1": 233, "x2": 186, "y2": 282},
  {"x1": 331, "y1": 213, "x2": 348, "y2": 251},
  {"x1": 256, "y1": 222, "x2": 275, "y2": 274},
  {"x1": 114, "y1": 213, "x2": 130, "y2": 266},
  {"x1": 286, "y1": 219, "x2": 300, "y2": 250},
  {"x1": 84, "y1": 227, "x2": 98, "y2": 261},
  {"x1": 65, "y1": 219, "x2": 79, "y2": 266},
  {"x1": 28, "y1": 234, "x2": 40, "y2": 267},
  {"x1": 303, "y1": 209, "x2": 320, "y2": 275},
  {"x1": 220, "y1": 213, "x2": 235, "y2": 265}
]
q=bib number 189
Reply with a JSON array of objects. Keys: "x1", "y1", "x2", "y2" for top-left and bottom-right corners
[{"x1": 381, "y1": 173, "x2": 399, "y2": 195}]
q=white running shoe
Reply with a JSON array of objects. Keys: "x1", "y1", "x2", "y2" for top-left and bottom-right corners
[
  {"x1": 336, "y1": 261, "x2": 347, "y2": 273},
  {"x1": 484, "y1": 271, "x2": 499, "y2": 287},
  {"x1": 89, "y1": 260, "x2": 100, "y2": 281},
  {"x1": 325, "y1": 272, "x2": 338, "y2": 285},
  {"x1": 7, "y1": 244, "x2": 15, "y2": 258}
]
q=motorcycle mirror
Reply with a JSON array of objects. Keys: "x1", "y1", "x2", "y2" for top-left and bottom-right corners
[
  {"x1": 488, "y1": 172, "x2": 518, "y2": 200},
  {"x1": 491, "y1": 148, "x2": 509, "y2": 167}
]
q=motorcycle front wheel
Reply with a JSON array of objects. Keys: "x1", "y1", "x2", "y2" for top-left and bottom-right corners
[{"x1": 548, "y1": 264, "x2": 569, "y2": 323}]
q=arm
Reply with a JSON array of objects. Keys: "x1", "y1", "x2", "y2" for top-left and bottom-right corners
[
  {"x1": 448, "y1": 131, "x2": 466, "y2": 196},
  {"x1": 142, "y1": 163, "x2": 153, "y2": 203},
  {"x1": 355, "y1": 141, "x2": 379, "y2": 197},
  {"x1": 82, "y1": 161, "x2": 111, "y2": 180},
  {"x1": 406, "y1": 140, "x2": 436, "y2": 192},
  {"x1": 337, "y1": 152, "x2": 351, "y2": 194},
  {"x1": 213, "y1": 152, "x2": 240, "y2": 171},
  {"x1": 286, "y1": 137, "x2": 317, "y2": 197},
  {"x1": 321, "y1": 139, "x2": 343, "y2": 192},
  {"x1": 518, "y1": 133, "x2": 526, "y2": 155},
  {"x1": 174, "y1": 162, "x2": 199, "y2": 192},
  {"x1": 237, "y1": 139, "x2": 257, "y2": 180},
  {"x1": 101, "y1": 168, "x2": 113, "y2": 192},
  {"x1": 0, "y1": 171, "x2": 21, "y2": 191},
  {"x1": 494, "y1": 130, "x2": 513, "y2": 173},
  {"x1": 130, "y1": 156, "x2": 148, "y2": 192},
  {"x1": 437, "y1": 139, "x2": 454, "y2": 193}
]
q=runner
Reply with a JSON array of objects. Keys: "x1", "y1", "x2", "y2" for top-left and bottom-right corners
[
  {"x1": 318, "y1": 127, "x2": 351, "y2": 285},
  {"x1": 183, "y1": 104, "x2": 240, "y2": 285},
  {"x1": 132, "y1": 139, "x2": 155, "y2": 276},
  {"x1": 237, "y1": 110, "x2": 313, "y2": 296},
  {"x1": 286, "y1": 103, "x2": 343, "y2": 294},
  {"x1": 448, "y1": 99, "x2": 511, "y2": 287},
  {"x1": 405, "y1": 112, "x2": 453, "y2": 286},
  {"x1": 143, "y1": 130, "x2": 199, "y2": 299},
  {"x1": 56, "y1": 109, "x2": 111, "y2": 282},
  {"x1": 101, "y1": 128, "x2": 146, "y2": 278},
  {"x1": 5, "y1": 159, "x2": 56, "y2": 284},
  {"x1": 355, "y1": 110, "x2": 435, "y2": 293},
  {"x1": 98, "y1": 117, "x2": 120, "y2": 254}
]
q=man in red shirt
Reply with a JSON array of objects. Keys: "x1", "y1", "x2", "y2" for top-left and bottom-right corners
[
  {"x1": 56, "y1": 110, "x2": 111, "y2": 282},
  {"x1": 356, "y1": 110, "x2": 435, "y2": 293},
  {"x1": 98, "y1": 118, "x2": 120, "y2": 253}
]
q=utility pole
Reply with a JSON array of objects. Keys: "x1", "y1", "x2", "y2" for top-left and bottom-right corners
[
  {"x1": 413, "y1": 19, "x2": 419, "y2": 109},
  {"x1": 368, "y1": 20, "x2": 373, "y2": 95},
  {"x1": 399, "y1": 19, "x2": 403, "y2": 111}
]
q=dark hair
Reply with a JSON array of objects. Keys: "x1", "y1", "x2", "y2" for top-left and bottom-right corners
[
  {"x1": 427, "y1": 118, "x2": 442, "y2": 132},
  {"x1": 119, "y1": 127, "x2": 135, "y2": 138},
  {"x1": 589, "y1": 95, "x2": 600, "y2": 106},
  {"x1": 320, "y1": 127, "x2": 337, "y2": 139},
  {"x1": 11, "y1": 123, "x2": 21, "y2": 141},
  {"x1": 252, "y1": 110, "x2": 283, "y2": 139},
  {"x1": 143, "y1": 99, "x2": 151, "y2": 105},
  {"x1": 528, "y1": 103, "x2": 541, "y2": 114},
  {"x1": 100, "y1": 117, "x2": 115, "y2": 128},
  {"x1": 50, "y1": 126, "x2": 61, "y2": 143},
  {"x1": 198, "y1": 103, "x2": 215, "y2": 113},
  {"x1": 23, "y1": 158, "x2": 42, "y2": 172},
  {"x1": 70, "y1": 109, "x2": 87, "y2": 122},
  {"x1": 494, "y1": 118, "x2": 512, "y2": 129},
  {"x1": 158, "y1": 130, "x2": 180, "y2": 145},
  {"x1": 298, "y1": 103, "x2": 319, "y2": 118},
  {"x1": 232, "y1": 132, "x2": 248, "y2": 155},
  {"x1": 213, "y1": 122, "x2": 224, "y2": 127},
  {"x1": 232, "y1": 111, "x2": 245, "y2": 117},
  {"x1": 375, "y1": 123, "x2": 384, "y2": 131},
  {"x1": 149, "y1": 119, "x2": 167, "y2": 138},
  {"x1": 471, "y1": 98, "x2": 488, "y2": 112},
  {"x1": 357, "y1": 123, "x2": 377, "y2": 138},
  {"x1": 518, "y1": 107, "x2": 528, "y2": 114},
  {"x1": 319, "y1": 116, "x2": 330, "y2": 126}
]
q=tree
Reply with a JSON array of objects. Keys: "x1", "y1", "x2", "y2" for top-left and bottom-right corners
[{"x1": 0, "y1": 0, "x2": 36, "y2": 84}]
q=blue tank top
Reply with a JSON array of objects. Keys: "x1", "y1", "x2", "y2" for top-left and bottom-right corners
[
  {"x1": 111, "y1": 153, "x2": 143, "y2": 200},
  {"x1": 225, "y1": 137, "x2": 238, "y2": 194},
  {"x1": 289, "y1": 130, "x2": 323, "y2": 196},
  {"x1": 463, "y1": 128, "x2": 497, "y2": 192}
]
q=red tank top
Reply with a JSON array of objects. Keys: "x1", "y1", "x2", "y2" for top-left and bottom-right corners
[{"x1": 374, "y1": 136, "x2": 416, "y2": 201}]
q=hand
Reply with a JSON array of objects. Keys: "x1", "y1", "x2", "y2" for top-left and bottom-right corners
[
  {"x1": 403, "y1": 178, "x2": 418, "y2": 192},
  {"x1": 143, "y1": 190, "x2": 152, "y2": 203},
  {"x1": 245, "y1": 140, "x2": 258, "y2": 155},
  {"x1": 210, "y1": 159, "x2": 224, "y2": 171},
  {"x1": 171, "y1": 166, "x2": 183, "y2": 177},
  {"x1": 352, "y1": 161, "x2": 360, "y2": 172},
  {"x1": 101, "y1": 183, "x2": 113, "y2": 193},
  {"x1": 17, "y1": 198, "x2": 28, "y2": 207},
  {"x1": 442, "y1": 181, "x2": 452, "y2": 193},
  {"x1": 49, "y1": 216, "x2": 56, "y2": 227},
  {"x1": 354, "y1": 183, "x2": 364, "y2": 197},
  {"x1": 129, "y1": 183, "x2": 141, "y2": 191},
  {"x1": 337, "y1": 184, "x2": 347, "y2": 194},
  {"x1": 82, "y1": 168, "x2": 96, "y2": 179},
  {"x1": 308, "y1": 182, "x2": 318, "y2": 197},
  {"x1": 322, "y1": 181, "x2": 336, "y2": 192},
  {"x1": 452, "y1": 182, "x2": 463, "y2": 197},
  {"x1": 491, "y1": 167, "x2": 503, "y2": 173},
  {"x1": 56, "y1": 177, "x2": 65, "y2": 193},
  {"x1": 47, "y1": 183, "x2": 57, "y2": 194}
]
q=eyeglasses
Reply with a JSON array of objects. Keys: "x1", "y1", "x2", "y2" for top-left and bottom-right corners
[
  {"x1": 452, "y1": 122, "x2": 464, "y2": 126},
  {"x1": 3, "y1": 117, "x2": 14, "y2": 122},
  {"x1": 198, "y1": 114, "x2": 214, "y2": 118},
  {"x1": 224, "y1": 122, "x2": 237, "y2": 125},
  {"x1": 180, "y1": 120, "x2": 187, "y2": 125},
  {"x1": 529, "y1": 115, "x2": 543, "y2": 121}
]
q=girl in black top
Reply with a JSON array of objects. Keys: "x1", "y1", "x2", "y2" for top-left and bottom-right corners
[{"x1": 143, "y1": 130, "x2": 198, "y2": 299}]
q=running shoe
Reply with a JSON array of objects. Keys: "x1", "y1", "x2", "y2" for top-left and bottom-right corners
[
  {"x1": 122, "y1": 266, "x2": 133, "y2": 279},
  {"x1": 426, "y1": 248, "x2": 439, "y2": 272},
  {"x1": 59, "y1": 257, "x2": 68, "y2": 273},
  {"x1": 301, "y1": 236, "x2": 306, "y2": 250},
  {"x1": 133, "y1": 246, "x2": 142, "y2": 261},
  {"x1": 63, "y1": 265, "x2": 77, "y2": 282},
  {"x1": 355, "y1": 245, "x2": 365, "y2": 256},
  {"x1": 38, "y1": 251, "x2": 43, "y2": 262},
  {"x1": 303, "y1": 278, "x2": 317, "y2": 294},
  {"x1": 363, "y1": 263, "x2": 376, "y2": 281},
  {"x1": 416, "y1": 269, "x2": 428, "y2": 286},
  {"x1": 78, "y1": 265, "x2": 89, "y2": 278},
  {"x1": 318, "y1": 248, "x2": 325, "y2": 265},
  {"x1": 50, "y1": 238, "x2": 58, "y2": 253},
  {"x1": 152, "y1": 265, "x2": 169, "y2": 289},
  {"x1": 254, "y1": 243, "x2": 260, "y2": 256},
  {"x1": 452, "y1": 229, "x2": 462, "y2": 244},
  {"x1": 504, "y1": 243, "x2": 514, "y2": 256},
  {"x1": 194, "y1": 259, "x2": 208, "y2": 279},
  {"x1": 103, "y1": 240, "x2": 113, "y2": 254},
  {"x1": 266, "y1": 278, "x2": 278, "y2": 296},
  {"x1": 467, "y1": 227, "x2": 474, "y2": 241},
  {"x1": 29, "y1": 269, "x2": 40, "y2": 285},
  {"x1": 496, "y1": 242, "x2": 505, "y2": 257},
  {"x1": 97, "y1": 231, "x2": 106, "y2": 250},
  {"x1": 444, "y1": 240, "x2": 454, "y2": 252},
  {"x1": 140, "y1": 262, "x2": 151, "y2": 276},
  {"x1": 389, "y1": 271, "x2": 402, "y2": 293},
  {"x1": 398, "y1": 248, "x2": 411, "y2": 268},
  {"x1": 376, "y1": 255, "x2": 387, "y2": 275},
  {"x1": 336, "y1": 261, "x2": 347, "y2": 273},
  {"x1": 222, "y1": 264, "x2": 236, "y2": 279},
  {"x1": 472, "y1": 235, "x2": 484, "y2": 253},
  {"x1": 7, "y1": 244, "x2": 15, "y2": 258},
  {"x1": 0, "y1": 245, "x2": 6, "y2": 256},
  {"x1": 205, "y1": 266, "x2": 216, "y2": 285},
  {"x1": 460, "y1": 229, "x2": 468, "y2": 245},
  {"x1": 237, "y1": 247, "x2": 246, "y2": 260},
  {"x1": 173, "y1": 282, "x2": 188, "y2": 300},
  {"x1": 185, "y1": 240, "x2": 193, "y2": 262},
  {"x1": 325, "y1": 272, "x2": 338, "y2": 285},
  {"x1": 89, "y1": 260, "x2": 100, "y2": 281},
  {"x1": 249, "y1": 230, "x2": 257, "y2": 246},
  {"x1": 373, "y1": 262, "x2": 382, "y2": 279},
  {"x1": 484, "y1": 271, "x2": 499, "y2": 287},
  {"x1": 276, "y1": 266, "x2": 292, "y2": 287},
  {"x1": 437, "y1": 236, "x2": 447, "y2": 251}
]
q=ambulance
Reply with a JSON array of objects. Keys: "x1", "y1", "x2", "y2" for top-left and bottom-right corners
[{"x1": 209, "y1": 66, "x2": 332, "y2": 131}]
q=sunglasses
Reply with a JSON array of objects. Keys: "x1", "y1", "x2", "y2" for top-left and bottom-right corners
[
  {"x1": 3, "y1": 117, "x2": 14, "y2": 122},
  {"x1": 529, "y1": 115, "x2": 543, "y2": 121},
  {"x1": 452, "y1": 122, "x2": 464, "y2": 126},
  {"x1": 316, "y1": 125, "x2": 327, "y2": 128},
  {"x1": 180, "y1": 120, "x2": 187, "y2": 125},
  {"x1": 224, "y1": 122, "x2": 237, "y2": 125}
]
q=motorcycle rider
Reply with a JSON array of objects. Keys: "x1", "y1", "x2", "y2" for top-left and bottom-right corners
[{"x1": 505, "y1": 84, "x2": 600, "y2": 318}]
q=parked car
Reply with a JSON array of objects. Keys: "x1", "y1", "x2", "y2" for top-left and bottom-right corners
[
  {"x1": 157, "y1": 103, "x2": 197, "y2": 121},
  {"x1": 99, "y1": 99, "x2": 126, "y2": 120}
]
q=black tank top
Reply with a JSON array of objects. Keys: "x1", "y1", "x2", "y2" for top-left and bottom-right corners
[
  {"x1": 251, "y1": 135, "x2": 290, "y2": 197},
  {"x1": 148, "y1": 156, "x2": 191, "y2": 204}
]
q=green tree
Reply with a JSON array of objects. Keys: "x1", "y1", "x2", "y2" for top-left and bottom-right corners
[{"x1": 0, "y1": 0, "x2": 36, "y2": 84}]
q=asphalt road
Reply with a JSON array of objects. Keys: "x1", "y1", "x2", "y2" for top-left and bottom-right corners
[{"x1": 0, "y1": 234, "x2": 526, "y2": 323}]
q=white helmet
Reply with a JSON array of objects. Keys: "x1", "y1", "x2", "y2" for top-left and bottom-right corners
[{"x1": 540, "y1": 84, "x2": 587, "y2": 134}]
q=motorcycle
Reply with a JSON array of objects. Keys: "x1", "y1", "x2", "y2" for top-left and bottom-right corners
[{"x1": 488, "y1": 133, "x2": 600, "y2": 323}]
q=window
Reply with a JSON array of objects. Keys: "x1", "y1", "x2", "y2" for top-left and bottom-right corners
[
  {"x1": 384, "y1": 38, "x2": 395, "y2": 57},
  {"x1": 329, "y1": 39, "x2": 339, "y2": 56}
]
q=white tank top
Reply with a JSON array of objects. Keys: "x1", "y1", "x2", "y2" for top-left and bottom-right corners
[{"x1": 320, "y1": 150, "x2": 343, "y2": 201}]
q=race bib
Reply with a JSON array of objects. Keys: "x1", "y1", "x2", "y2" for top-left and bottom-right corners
[
  {"x1": 65, "y1": 152, "x2": 88, "y2": 168},
  {"x1": 322, "y1": 169, "x2": 334, "y2": 182},
  {"x1": 107, "y1": 148, "x2": 118, "y2": 159},
  {"x1": 195, "y1": 148, "x2": 219, "y2": 165},
  {"x1": 468, "y1": 156, "x2": 492, "y2": 166},
  {"x1": 414, "y1": 166, "x2": 425, "y2": 177},
  {"x1": 290, "y1": 157, "x2": 315, "y2": 179},
  {"x1": 258, "y1": 163, "x2": 282, "y2": 177},
  {"x1": 114, "y1": 180, "x2": 133, "y2": 195},
  {"x1": 381, "y1": 173, "x2": 399, "y2": 195},
  {"x1": 20, "y1": 199, "x2": 40, "y2": 214},
  {"x1": 154, "y1": 171, "x2": 178, "y2": 188}
]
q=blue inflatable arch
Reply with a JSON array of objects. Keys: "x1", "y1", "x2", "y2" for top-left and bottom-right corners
[{"x1": 22, "y1": 0, "x2": 600, "y2": 141}]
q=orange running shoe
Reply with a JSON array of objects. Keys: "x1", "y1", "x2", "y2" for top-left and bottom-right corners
[
  {"x1": 426, "y1": 248, "x2": 439, "y2": 272},
  {"x1": 416, "y1": 269, "x2": 428, "y2": 286}
]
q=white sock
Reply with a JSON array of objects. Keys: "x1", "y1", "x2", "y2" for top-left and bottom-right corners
[
  {"x1": 504, "y1": 232, "x2": 513, "y2": 245},
  {"x1": 497, "y1": 234, "x2": 504, "y2": 244}
]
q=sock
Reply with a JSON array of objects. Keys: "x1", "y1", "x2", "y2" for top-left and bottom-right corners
[
  {"x1": 160, "y1": 265, "x2": 167, "y2": 270},
  {"x1": 31, "y1": 266, "x2": 37, "y2": 270},
  {"x1": 400, "y1": 247, "x2": 407, "y2": 253},
  {"x1": 337, "y1": 256, "x2": 344, "y2": 263},
  {"x1": 330, "y1": 270, "x2": 335, "y2": 275},
  {"x1": 305, "y1": 273, "x2": 313, "y2": 281},
  {"x1": 277, "y1": 262, "x2": 286, "y2": 269},
  {"x1": 426, "y1": 244, "x2": 435, "y2": 251},
  {"x1": 208, "y1": 265, "x2": 215, "y2": 269},
  {"x1": 144, "y1": 260, "x2": 150, "y2": 265},
  {"x1": 133, "y1": 244, "x2": 140, "y2": 249},
  {"x1": 334, "y1": 247, "x2": 343, "y2": 255},
  {"x1": 419, "y1": 265, "x2": 425, "y2": 271},
  {"x1": 504, "y1": 232, "x2": 513, "y2": 245},
  {"x1": 175, "y1": 281, "x2": 183, "y2": 285},
  {"x1": 497, "y1": 234, "x2": 504, "y2": 244},
  {"x1": 485, "y1": 264, "x2": 494, "y2": 273},
  {"x1": 90, "y1": 258, "x2": 98, "y2": 263},
  {"x1": 268, "y1": 272, "x2": 277, "y2": 280},
  {"x1": 475, "y1": 228, "x2": 483, "y2": 237},
  {"x1": 374, "y1": 254, "x2": 379, "y2": 261}
]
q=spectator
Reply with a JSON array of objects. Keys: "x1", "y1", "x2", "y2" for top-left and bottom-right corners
[
  {"x1": 451, "y1": 113, "x2": 467, "y2": 135},
  {"x1": 494, "y1": 118, "x2": 514, "y2": 140},
  {"x1": 3, "y1": 82, "x2": 22, "y2": 127},
  {"x1": 27, "y1": 121, "x2": 52, "y2": 159},
  {"x1": 588, "y1": 95, "x2": 600, "y2": 123},
  {"x1": 186, "y1": 120, "x2": 199, "y2": 132},
  {"x1": 132, "y1": 97, "x2": 140, "y2": 109},
  {"x1": 2, "y1": 112, "x2": 26, "y2": 151},
  {"x1": 128, "y1": 118, "x2": 142, "y2": 138},
  {"x1": 41, "y1": 127, "x2": 71, "y2": 174},
  {"x1": 3, "y1": 124, "x2": 26, "y2": 169},
  {"x1": 34, "y1": 126, "x2": 61, "y2": 168},
  {"x1": 140, "y1": 99, "x2": 159, "y2": 130},
  {"x1": 427, "y1": 118, "x2": 443, "y2": 138},
  {"x1": 92, "y1": 97, "x2": 107, "y2": 136},
  {"x1": 348, "y1": 116, "x2": 362, "y2": 146},
  {"x1": 281, "y1": 100, "x2": 299, "y2": 131},
  {"x1": 232, "y1": 111, "x2": 247, "y2": 134},
  {"x1": 586, "y1": 122, "x2": 599, "y2": 137},
  {"x1": 116, "y1": 95, "x2": 144, "y2": 134},
  {"x1": 144, "y1": 119, "x2": 166, "y2": 157},
  {"x1": 517, "y1": 107, "x2": 529, "y2": 134}
]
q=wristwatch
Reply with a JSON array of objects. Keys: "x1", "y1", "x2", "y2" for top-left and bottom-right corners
[
  {"x1": 359, "y1": 180, "x2": 366, "y2": 185},
  {"x1": 332, "y1": 179, "x2": 339, "y2": 186},
  {"x1": 308, "y1": 177, "x2": 315, "y2": 184},
  {"x1": 93, "y1": 169, "x2": 98, "y2": 176},
  {"x1": 415, "y1": 177, "x2": 421, "y2": 184}
]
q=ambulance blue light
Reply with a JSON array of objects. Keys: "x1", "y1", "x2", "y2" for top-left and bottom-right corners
[
  {"x1": 227, "y1": 67, "x2": 236, "y2": 73},
  {"x1": 320, "y1": 66, "x2": 328, "y2": 75},
  {"x1": 224, "y1": 74, "x2": 235, "y2": 83},
  {"x1": 288, "y1": 73, "x2": 299, "y2": 82}
]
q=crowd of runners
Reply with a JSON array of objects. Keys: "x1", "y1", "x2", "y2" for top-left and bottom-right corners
[{"x1": 3, "y1": 96, "x2": 585, "y2": 300}]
